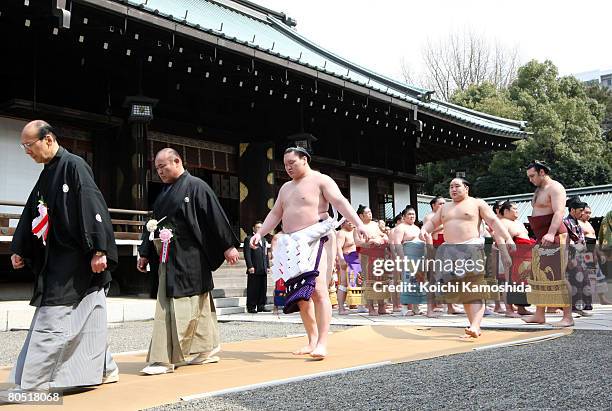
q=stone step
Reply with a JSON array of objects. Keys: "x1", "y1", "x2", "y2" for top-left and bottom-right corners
[
  {"x1": 213, "y1": 271, "x2": 271, "y2": 280},
  {"x1": 214, "y1": 278, "x2": 277, "y2": 289},
  {"x1": 216, "y1": 304, "x2": 274, "y2": 316},
  {"x1": 213, "y1": 273, "x2": 275, "y2": 283},
  {"x1": 213, "y1": 268, "x2": 257, "y2": 277},
  {"x1": 212, "y1": 271, "x2": 249, "y2": 278},
  {"x1": 216, "y1": 261, "x2": 248, "y2": 270},
  {"x1": 211, "y1": 287, "x2": 275, "y2": 298},
  {"x1": 214, "y1": 296, "x2": 246, "y2": 308},
  {"x1": 213, "y1": 278, "x2": 247, "y2": 289},
  {"x1": 216, "y1": 306, "x2": 246, "y2": 315}
]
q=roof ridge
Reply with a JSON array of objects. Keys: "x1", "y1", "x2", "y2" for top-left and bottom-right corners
[
  {"x1": 266, "y1": 15, "x2": 433, "y2": 99},
  {"x1": 227, "y1": 0, "x2": 297, "y2": 26}
]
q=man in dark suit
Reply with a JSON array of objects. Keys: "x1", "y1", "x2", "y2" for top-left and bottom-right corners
[{"x1": 244, "y1": 221, "x2": 270, "y2": 313}]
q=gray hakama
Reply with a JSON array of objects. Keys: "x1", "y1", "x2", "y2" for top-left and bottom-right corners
[{"x1": 8, "y1": 288, "x2": 117, "y2": 390}]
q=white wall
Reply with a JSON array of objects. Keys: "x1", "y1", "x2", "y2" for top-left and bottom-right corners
[
  {"x1": 393, "y1": 183, "x2": 411, "y2": 215},
  {"x1": 0, "y1": 117, "x2": 42, "y2": 219},
  {"x1": 349, "y1": 175, "x2": 369, "y2": 210}
]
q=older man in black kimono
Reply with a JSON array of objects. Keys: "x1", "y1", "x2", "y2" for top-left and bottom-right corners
[
  {"x1": 137, "y1": 148, "x2": 240, "y2": 375},
  {"x1": 8, "y1": 120, "x2": 119, "y2": 392}
]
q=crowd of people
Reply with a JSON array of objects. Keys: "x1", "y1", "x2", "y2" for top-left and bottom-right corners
[
  {"x1": 264, "y1": 163, "x2": 611, "y2": 341},
  {"x1": 4, "y1": 119, "x2": 610, "y2": 398},
  {"x1": 316, "y1": 192, "x2": 610, "y2": 318}
]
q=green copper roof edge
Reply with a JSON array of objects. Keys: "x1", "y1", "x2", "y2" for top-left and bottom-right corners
[
  {"x1": 83, "y1": 0, "x2": 528, "y2": 137},
  {"x1": 266, "y1": 15, "x2": 434, "y2": 98},
  {"x1": 413, "y1": 100, "x2": 526, "y2": 138},
  {"x1": 435, "y1": 100, "x2": 527, "y2": 129}
]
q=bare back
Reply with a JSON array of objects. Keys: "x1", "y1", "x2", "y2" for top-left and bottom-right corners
[{"x1": 278, "y1": 171, "x2": 330, "y2": 233}]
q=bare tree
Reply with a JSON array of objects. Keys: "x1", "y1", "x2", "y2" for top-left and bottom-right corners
[
  {"x1": 402, "y1": 30, "x2": 520, "y2": 101},
  {"x1": 400, "y1": 57, "x2": 418, "y2": 86}
]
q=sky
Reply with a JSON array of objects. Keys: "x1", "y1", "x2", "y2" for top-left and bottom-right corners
[{"x1": 256, "y1": 0, "x2": 612, "y2": 83}]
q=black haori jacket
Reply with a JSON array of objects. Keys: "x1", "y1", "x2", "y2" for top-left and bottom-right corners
[
  {"x1": 139, "y1": 171, "x2": 239, "y2": 298},
  {"x1": 11, "y1": 147, "x2": 118, "y2": 307}
]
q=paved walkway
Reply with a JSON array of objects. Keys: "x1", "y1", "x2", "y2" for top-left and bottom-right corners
[
  {"x1": 1, "y1": 297, "x2": 610, "y2": 332},
  {"x1": 222, "y1": 304, "x2": 612, "y2": 331}
]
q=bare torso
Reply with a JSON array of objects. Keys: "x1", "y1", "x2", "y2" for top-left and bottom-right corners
[
  {"x1": 531, "y1": 180, "x2": 564, "y2": 216},
  {"x1": 579, "y1": 220, "x2": 596, "y2": 238},
  {"x1": 357, "y1": 221, "x2": 386, "y2": 247},
  {"x1": 440, "y1": 197, "x2": 482, "y2": 243},
  {"x1": 389, "y1": 223, "x2": 419, "y2": 257},
  {"x1": 400, "y1": 223, "x2": 421, "y2": 242},
  {"x1": 338, "y1": 229, "x2": 356, "y2": 254},
  {"x1": 365, "y1": 221, "x2": 385, "y2": 240},
  {"x1": 501, "y1": 218, "x2": 529, "y2": 239},
  {"x1": 278, "y1": 171, "x2": 330, "y2": 233}
]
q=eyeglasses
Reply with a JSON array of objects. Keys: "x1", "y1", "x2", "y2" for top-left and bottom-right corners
[{"x1": 20, "y1": 136, "x2": 43, "y2": 150}]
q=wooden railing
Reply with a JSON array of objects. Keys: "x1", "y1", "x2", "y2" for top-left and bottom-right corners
[{"x1": 0, "y1": 200, "x2": 150, "y2": 242}]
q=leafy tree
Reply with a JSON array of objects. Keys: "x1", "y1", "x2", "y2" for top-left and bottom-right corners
[
  {"x1": 418, "y1": 60, "x2": 612, "y2": 197},
  {"x1": 419, "y1": 82, "x2": 523, "y2": 196},
  {"x1": 585, "y1": 81, "x2": 612, "y2": 141},
  {"x1": 419, "y1": 153, "x2": 494, "y2": 197}
]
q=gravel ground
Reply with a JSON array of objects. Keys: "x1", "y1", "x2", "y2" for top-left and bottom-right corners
[
  {"x1": 2, "y1": 324, "x2": 609, "y2": 410},
  {"x1": 146, "y1": 330, "x2": 612, "y2": 411},
  {"x1": 0, "y1": 321, "x2": 351, "y2": 366}
]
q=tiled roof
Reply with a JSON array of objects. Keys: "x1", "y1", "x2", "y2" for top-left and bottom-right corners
[{"x1": 98, "y1": 0, "x2": 528, "y2": 138}]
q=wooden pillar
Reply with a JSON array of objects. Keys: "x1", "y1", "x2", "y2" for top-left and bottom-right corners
[
  {"x1": 238, "y1": 142, "x2": 275, "y2": 242},
  {"x1": 92, "y1": 126, "x2": 120, "y2": 207},
  {"x1": 115, "y1": 123, "x2": 148, "y2": 211}
]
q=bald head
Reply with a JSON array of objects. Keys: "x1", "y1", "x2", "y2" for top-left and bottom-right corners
[
  {"x1": 154, "y1": 147, "x2": 185, "y2": 184},
  {"x1": 21, "y1": 120, "x2": 59, "y2": 164},
  {"x1": 23, "y1": 120, "x2": 56, "y2": 141},
  {"x1": 155, "y1": 147, "x2": 182, "y2": 163}
]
